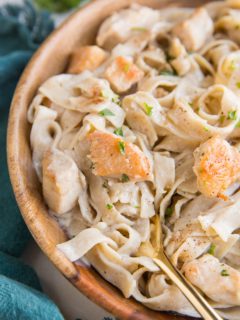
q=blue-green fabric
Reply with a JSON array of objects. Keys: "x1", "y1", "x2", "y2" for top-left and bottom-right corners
[
  {"x1": 0, "y1": 275, "x2": 63, "y2": 320},
  {"x1": 0, "y1": 252, "x2": 41, "y2": 291},
  {"x1": 0, "y1": 1, "x2": 63, "y2": 319},
  {"x1": 0, "y1": 0, "x2": 53, "y2": 258}
]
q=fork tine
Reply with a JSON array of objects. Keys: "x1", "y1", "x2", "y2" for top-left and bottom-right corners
[{"x1": 153, "y1": 255, "x2": 223, "y2": 320}]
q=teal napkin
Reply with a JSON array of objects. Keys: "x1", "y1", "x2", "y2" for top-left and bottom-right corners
[{"x1": 0, "y1": 1, "x2": 63, "y2": 319}]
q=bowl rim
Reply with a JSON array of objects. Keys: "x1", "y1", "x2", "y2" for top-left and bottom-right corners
[{"x1": 7, "y1": 0, "x2": 209, "y2": 319}]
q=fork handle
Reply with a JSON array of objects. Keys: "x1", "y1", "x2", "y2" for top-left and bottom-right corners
[{"x1": 153, "y1": 256, "x2": 223, "y2": 320}]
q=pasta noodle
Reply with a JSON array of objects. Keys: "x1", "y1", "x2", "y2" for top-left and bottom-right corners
[{"x1": 29, "y1": 1, "x2": 240, "y2": 318}]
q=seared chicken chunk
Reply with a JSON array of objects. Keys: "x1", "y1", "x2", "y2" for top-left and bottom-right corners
[
  {"x1": 193, "y1": 136, "x2": 240, "y2": 199},
  {"x1": 88, "y1": 131, "x2": 150, "y2": 181},
  {"x1": 172, "y1": 8, "x2": 213, "y2": 51},
  {"x1": 104, "y1": 56, "x2": 144, "y2": 93},
  {"x1": 42, "y1": 149, "x2": 81, "y2": 214},
  {"x1": 67, "y1": 46, "x2": 107, "y2": 74},
  {"x1": 183, "y1": 254, "x2": 240, "y2": 305},
  {"x1": 96, "y1": 5, "x2": 159, "y2": 50}
]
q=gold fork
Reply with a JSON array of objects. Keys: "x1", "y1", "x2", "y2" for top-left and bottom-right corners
[{"x1": 153, "y1": 217, "x2": 223, "y2": 320}]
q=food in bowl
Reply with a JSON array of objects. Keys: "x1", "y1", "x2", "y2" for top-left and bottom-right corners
[{"x1": 28, "y1": 0, "x2": 240, "y2": 318}]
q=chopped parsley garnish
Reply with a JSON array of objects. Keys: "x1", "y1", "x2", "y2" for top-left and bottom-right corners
[
  {"x1": 121, "y1": 173, "x2": 129, "y2": 182},
  {"x1": 221, "y1": 269, "x2": 229, "y2": 277},
  {"x1": 131, "y1": 26, "x2": 147, "y2": 32},
  {"x1": 118, "y1": 141, "x2": 125, "y2": 155},
  {"x1": 102, "y1": 181, "x2": 108, "y2": 189},
  {"x1": 236, "y1": 82, "x2": 240, "y2": 89},
  {"x1": 227, "y1": 110, "x2": 237, "y2": 120},
  {"x1": 208, "y1": 243, "x2": 216, "y2": 255},
  {"x1": 143, "y1": 102, "x2": 153, "y2": 116},
  {"x1": 114, "y1": 127, "x2": 124, "y2": 137},
  {"x1": 100, "y1": 89, "x2": 109, "y2": 99},
  {"x1": 112, "y1": 94, "x2": 120, "y2": 104},
  {"x1": 188, "y1": 102, "x2": 194, "y2": 108},
  {"x1": 134, "y1": 205, "x2": 140, "y2": 209},
  {"x1": 219, "y1": 115, "x2": 225, "y2": 124},
  {"x1": 236, "y1": 121, "x2": 240, "y2": 128},
  {"x1": 165, "y1": 207, "x2": 173, "y2": 219},
  {"x1": 203, "y1": 126, "x2": 209, "y2": 132},
  {"x1": 229, "y1": 60, "x2": 236, "y2": 71},
  {"x1": 99, "y1": 108, "x2": 115, "y2": 117},
  {"x1": 90, "y1": 123, "x2": 95, "y2": 132},
  {"x1": 123, "y1": 63, "x2": 130, "y2": 73},
  {"x1": 160, "y1": 70, "x2": 176, "y2": 76},
  {"x1": 106, "y1": 203, "x2": 113, "y2": 210}
]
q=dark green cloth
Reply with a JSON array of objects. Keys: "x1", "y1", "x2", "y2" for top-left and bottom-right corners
[{"x1": 0, "y1": 1, "x2": 63, "y2": 319}]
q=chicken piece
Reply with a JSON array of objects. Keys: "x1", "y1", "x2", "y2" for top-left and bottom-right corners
[
  {"x1": 88, "y1": 131, "x2": 150, "y2": 181},
  {"x1": 193, "y1": 136, "x2": 240, "y2": 199},
  {"x1": 67, "y1": 46, "x2": 107, "y2": 74},
  {"x1": 172, "y1": 8, "x2": 213, "y2": 51},
  {"x1": 104, "y1": 56, "x2": 144, "y2": 93},
  {"x1": 183, "y1": 254, "x2": 240, "y2": 305},
  {"x1": 42, "y1": 149, "x2": 81, "y2": 214},
  {"x1": 96, "y1": 5, "x2": 160, "y2": 50}
]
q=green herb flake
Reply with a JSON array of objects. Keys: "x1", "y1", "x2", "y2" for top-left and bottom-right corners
[
  {"x1": 100, "y1": 89, "x2": 109, "y2": 99},
  {"x1": 112, "y1": 94, "x2": 120, "y2": 104},
  {"x1": 188, "y1": 102, "x2": 194, "y2": 108},
  {"x1": 227, "y1": 110, "x2": 237, "y2": 120},
  {"x1": 114, "y1": 127, "x2": 124, "y2": 137},
  {"x1": 143, "y1": 102, "x2": 153, "y2": 116},
  {"x1": 102, "y1": 181, "x2": 108, "y2": 189},
  {"x1": 229, "y1": 60, "x2": 236, "y2": 71},
  {"x1": 106, "y1": 203, "x2": 113, "y2": 210},
  {"x1": 165, "y1": 207, "x2": 173, "y2": 219},
  {"x1": 219, "y1": 115, "x2": 225, "y2": 124},
  {"x1": 90, "y1": 123, "x2": 95, "y2": 132},
  {"x1": 118, "y1": 141, "x2": 125, "y2": 155},
  {"x1": 208, "y1": 243, "x2": 216, "y2": 255},
  {"x1": 203, "y1": 126, "x2": 209, "y2": 132},
  {"x1": 221, "y1": 269, "x2": 229, "y2": 277},
  {"x1": 236, "y1": 121, "x2": 240, "y2": 128},
  {"x1": 123, "y1": 63, "x2": 130, "y2": 73},
  {"x1": 134, "y1": 205, "x2": 140, "y2": 209},
  {"x1": 131, "y1": 26, "x2": 147, "y2": 32},
  {"x1": 121, "y1": 173, "x2": 129, "y2": 182},
  {"x1": 236, "y1": 82, "x2": 240, "y2": 89},
  {"x1": 99, "y1": 108, "x2": 115, "y2": 117},
  {"x1": 160, "y1": 70, "x2": 176, "y2": 76}
]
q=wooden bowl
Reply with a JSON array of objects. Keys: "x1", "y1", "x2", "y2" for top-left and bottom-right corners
[{"x1": 7, "y1": 0, "x2": 211, "y2": 319}]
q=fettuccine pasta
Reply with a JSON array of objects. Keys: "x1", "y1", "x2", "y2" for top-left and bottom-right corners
[{"x1": 29, "y1": 1, "x2": 240, "y2": 318}]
